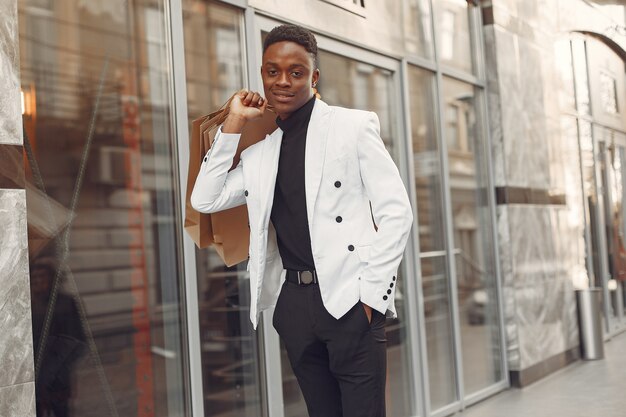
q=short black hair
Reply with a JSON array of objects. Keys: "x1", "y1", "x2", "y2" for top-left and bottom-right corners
[{"x1": 263, "y1": 24, "x2": 318, "y2": 67}]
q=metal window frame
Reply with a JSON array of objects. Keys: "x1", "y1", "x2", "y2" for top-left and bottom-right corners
[{"x1": 167, "y1": 1, "x2": 205, "y2": 416}]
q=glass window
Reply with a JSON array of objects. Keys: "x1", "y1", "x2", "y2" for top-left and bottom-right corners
[
  {"x1": 578, "y1": 121, "x2": 602, "y2": 287},
  {"x1": 433, "y1": 0, "x2": 474, "y2": 74},
  {"x1": 442, "y1": 77, "x2": 503, "y2": 395},
  {"x1": 408, "y1": 65, "x2": 457, "y2": 409},
  {"x1": 183, "y1": 1, "x2": 265, "y2": 416},
  {"x1": 404, "y1": 0, "x2": 435, "y2": 60},
  {"x1": 19, "y1": 0, "x2": 188, "y2": 415},
  {"x1": 599, "y1": 72, "x2": 618, "y2": 115}
]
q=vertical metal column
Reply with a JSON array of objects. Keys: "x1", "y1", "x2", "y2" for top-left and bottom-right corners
[
  {"x1": 165, "y1": 1, "x2": 205, "y2": 415},
  {"x1": 399, "y1": 58, "x2": 431, "y2": 417},
  {"x1": 427, "y1": 1, "x2": 464, "y2": 415},
  {"x1": 465, "y1": 3, "x2": 510, "y2": 406}
]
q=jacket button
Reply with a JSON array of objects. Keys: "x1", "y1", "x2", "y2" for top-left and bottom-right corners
[
  {"x1": 390, "y1": 283, "x2": 394, "y2": 288},
  {"x1": 336, "y1": 216, "x2": 342, "y2": 223},
  {"x1": 348, "y1": 245, "x2": 354, "y2": 251},
  {"x1": 204, "y1": 157, "x2": 207, "y2": 162},
  {"x1": 392, "y1": 276, "x2": 396, "y2": 281},
  {"x1": 387, "y1": 289, "x2": 392, "y2": 295},
  {"x1": 244, "y1": 190, "x2": 249, "y2": 196},
  {"x1": 383, "y1": 295, "x2": 388, "y2": 300},
  {"x1": 334, "y1": 181, "x2": 341, "y2": 188}
]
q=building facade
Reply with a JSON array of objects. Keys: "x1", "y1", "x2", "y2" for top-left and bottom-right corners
[{"x1": 0, "y1": 0, "x2": 624, "y2": 416}]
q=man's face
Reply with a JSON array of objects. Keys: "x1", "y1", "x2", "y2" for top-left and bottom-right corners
[{"x1": 261, "y1": 41, "x2": 320, "y2": 120}]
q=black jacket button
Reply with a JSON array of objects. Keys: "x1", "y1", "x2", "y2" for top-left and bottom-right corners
[
  {"x1": 387, "y1": 289, "x2": 392, "y2": 295},
  {"x1": 244, "y1": 190, "x2": 249, "y2": 196},
  {"x1": 336, "y1": 216, "x2": 342, "y2": 223},
  {"x1": 348, "y1": 245, "x2": 354, "y2": 251},
  {"x1": 390, "y1": 283, "x2": 394, "y2": 288},
  {"x1": 204, "y1": 157, "x2": 207, "y2": 162},
  {"x1": 334, "y1": 181, "x2": 341, "y2": 188},
  {"x1": 392, "y1": 276, "x2": 396, "y2": 281},
  {"x1": 383, "y1": 295, "x2": 388, "y2": 300}
]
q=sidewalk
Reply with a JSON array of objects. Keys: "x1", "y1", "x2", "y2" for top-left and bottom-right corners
[{"x1": 456, "y1": 331, "x2": 626, "y2": 417}]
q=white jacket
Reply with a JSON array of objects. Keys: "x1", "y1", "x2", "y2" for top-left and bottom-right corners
[{"x1": 191, "y1": 99, "x2": 413, "y2": 329}]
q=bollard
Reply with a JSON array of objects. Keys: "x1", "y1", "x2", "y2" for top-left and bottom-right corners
[{"x1": 576, "y1": 288, "x2": 604, "y2": 360}]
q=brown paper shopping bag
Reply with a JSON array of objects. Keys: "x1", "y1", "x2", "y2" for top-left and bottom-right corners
[{"x1": 184, "y1": 94, "x2": 277, "y2": 266}]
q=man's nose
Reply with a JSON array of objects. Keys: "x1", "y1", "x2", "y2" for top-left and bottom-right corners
[{"x1": 276, "y1": 72, "x2": 290, "y2": 87}]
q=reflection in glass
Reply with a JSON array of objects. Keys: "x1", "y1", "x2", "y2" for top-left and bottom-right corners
[
  {"x1": 597, "y1": 130, "x2": 625, "y2": 327},
  {"x1": 433, "y1": 0, "x2": 474, "y2": 73},
  {"x1": 442, "y1": 77, "x2": 502, "y2": 395},
  {"x1": 404, "y1": 0, "x2": 434, "y2": 60},
  {"x1": 621, "y1": 143, "x2": 626, "y2": 319},
  {"x1": 408, "y1": 66, "x2": 457, "y2": 409},
  {"x1": 579, "y1": 121, "x2": 602, "y2": 289},
  {"x1": 278, "y1": 50, "x2": 417, "y2": 417},
  {"x1": 183, "y1": 2, "x2": 264, "y2": 416},
  {"x1": 19, "y1": 0, "x2": 188, "y2": 416},
  {"x1": 421, "y1": 255, "x2": 456, "y2": 409}
]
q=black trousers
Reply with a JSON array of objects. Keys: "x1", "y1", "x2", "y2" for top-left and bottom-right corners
[{"x1": 272, "y1": 280, "x2": 387, "y2": 417}]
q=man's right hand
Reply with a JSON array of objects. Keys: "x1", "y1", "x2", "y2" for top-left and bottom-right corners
[{"x1": 222, "y1": 89, "x2": 267, "y2": 134}]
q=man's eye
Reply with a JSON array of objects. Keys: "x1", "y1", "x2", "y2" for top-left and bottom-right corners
[
  {"x1": 292, "y1": 72, "x2": 302, "y2": 77},
  {"x1": 267, "y1": 70, "x2": 277, "y2": 75}
]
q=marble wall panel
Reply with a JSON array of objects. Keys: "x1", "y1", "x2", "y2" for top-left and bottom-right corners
[
  {"x1": 0, "y1": 382, "x2": 35, "y2": 417},
  {"x1": 0, "y1": 189, "x2": 34, "y2": 388},
  {"x1": 0, "y1": 0, "x2": 22, "y2": 145},
  {"x1": 494, "y1": 28, "x2": 551, "y2": 189},
  {"x1": 491, "y1": 0, "x2": 558, "y2": 41},
  {"x1": 491, "y1": 27, "x2": 526, "y2": 188},
  {"x1": 507, "y1": 204, "x2": 580, "y2": 369}
]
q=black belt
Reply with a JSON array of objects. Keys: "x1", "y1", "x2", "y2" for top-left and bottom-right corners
[{"x1": 286, "y1": 269, "x2": 318, "y2": 285}]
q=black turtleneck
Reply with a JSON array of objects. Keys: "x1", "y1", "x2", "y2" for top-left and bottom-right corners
[{"x1": 271, "y1": 96, "x2": 317, "y2": 271}]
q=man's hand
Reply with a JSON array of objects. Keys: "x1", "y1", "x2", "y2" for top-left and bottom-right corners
[
  {"x1": 222, "y1": 89, "x2": 267, "y2": 134},
  {"x1": 362, "y1": 302, "x2": 372, "y2": 324}
]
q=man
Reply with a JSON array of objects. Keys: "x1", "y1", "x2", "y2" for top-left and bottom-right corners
[{"x1": 191, "y1": 24, "x2": 413, "y2": 417}]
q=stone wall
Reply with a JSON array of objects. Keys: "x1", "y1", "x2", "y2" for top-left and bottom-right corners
[
  {"x1": 483, "y1": 0, "x2": 626, "y2": 385},
  {"x1": 0, "y1": 0, "x2": 36, "y2": 414}
]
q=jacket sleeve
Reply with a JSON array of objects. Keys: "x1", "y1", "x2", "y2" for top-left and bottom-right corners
[
  {"x1": 357, "y1": 112, "x2": 414, "y2": 315},
  {"x1": 190, "y1": 126, "x2": 246, "y2": 213}
]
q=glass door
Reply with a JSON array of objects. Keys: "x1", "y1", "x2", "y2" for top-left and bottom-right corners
[
  {"x1": 180, "y1": 2, "x2": 265, "y2": 416},
  {"x1": 254, "y1": 15, "x2": 422, "y2": 417},
  {"x1": 596, "y1": 128, "x2": 626, "y2": 333}
]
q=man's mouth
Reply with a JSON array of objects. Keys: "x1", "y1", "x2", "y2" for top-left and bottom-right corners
[{"x1": 272, "y1": 91, "x2": 295, "y2": 102}]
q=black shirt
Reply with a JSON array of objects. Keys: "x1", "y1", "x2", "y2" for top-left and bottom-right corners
[{"x1": 270, "y1": 96, "x2": 317, "y2": 271}]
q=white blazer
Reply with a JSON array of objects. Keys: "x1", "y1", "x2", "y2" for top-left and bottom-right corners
[{"x1": 191, "y1": 99, "x2": 413, "y2": 329}]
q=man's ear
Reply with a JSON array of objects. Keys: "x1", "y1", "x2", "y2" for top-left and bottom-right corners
[{"x1": 312, "y1": 68, "x2": 320, "y2": 86}]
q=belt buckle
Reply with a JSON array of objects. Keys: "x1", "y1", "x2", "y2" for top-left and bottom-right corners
[{"x1": 299, "y1": 270, "x2": 314, "y2": 285}]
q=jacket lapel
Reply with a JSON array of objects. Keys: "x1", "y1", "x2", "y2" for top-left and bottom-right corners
[
  {"x1": 258, "y1": 128, "x2": 283, "y2": 229},
  {"x1": 305, "y1": 100, "x2": 332, "y2": 226},
  {"x1": 258, "y1": 99, "x2": 332, "y2": 231}
]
